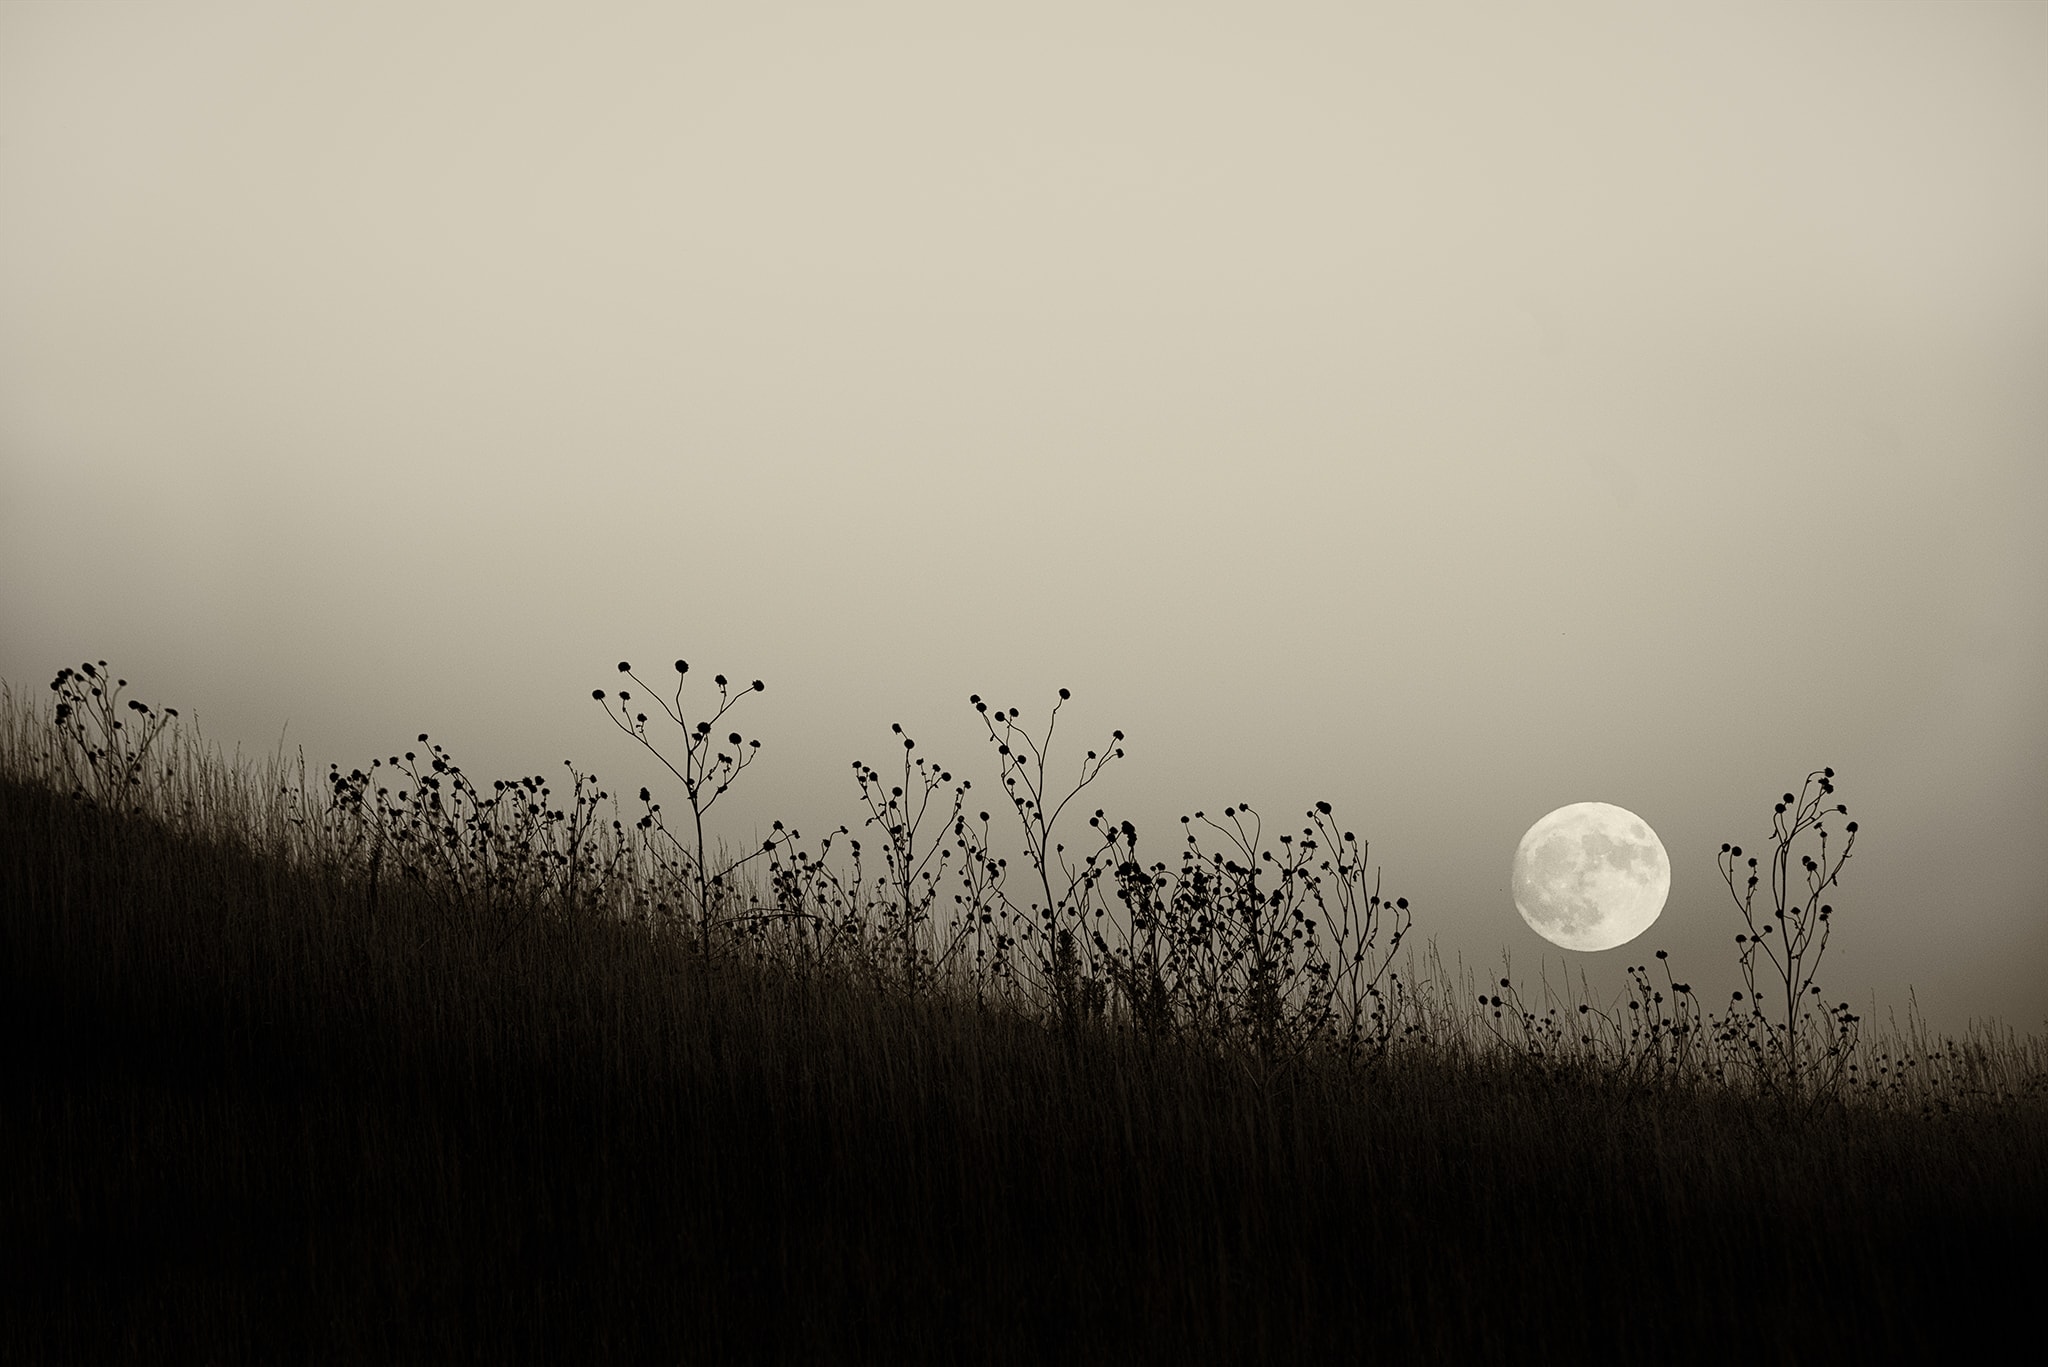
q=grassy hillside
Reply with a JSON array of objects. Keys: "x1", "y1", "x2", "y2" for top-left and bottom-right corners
[{"x1": 2, "y1": 668, "x2": 2042, "y2": 1363}]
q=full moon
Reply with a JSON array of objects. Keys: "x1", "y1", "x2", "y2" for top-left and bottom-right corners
[{"x1": 1510, "y1": 802, "x2": 1671, "y2": 952}]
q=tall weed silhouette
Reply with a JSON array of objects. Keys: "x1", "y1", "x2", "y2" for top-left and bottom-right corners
[{"x1": 1713, "y1": 768, "x2": 1861, "y2": 1102}]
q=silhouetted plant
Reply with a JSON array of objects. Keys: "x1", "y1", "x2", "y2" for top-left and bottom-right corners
[
  {"x1": 46, "y1": 662, "x2": 179, "y2": 813},
  {"x1": 323, "y1": 737, "x2": 627, "y2": 951},
  {"x1": 1715, "y1": 768, "x2": 1861, "y2": 1102},
  {"x1": 1073, "y1": 799, "x2": 1412, "y2": 1072},
  {"x1": 945, "y1": 802, "x2": 1017, "y2": 1002},
  {"x1": 1611, "y1": 952, "x2": 1705, "y2": 1086},
  {"x1": 966, "y1": 689, "x2": 1125, "y2": 1033},
  {"x1": 594, "y1": 660, "x2": 785, "y2": 954},
  {"x1": 848, "y1": 724, "x2": 972, "y2": 994}
]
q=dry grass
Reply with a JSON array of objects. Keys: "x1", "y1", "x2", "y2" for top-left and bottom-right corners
[{"x1": 3, "y1": 665, "x2": 2043, "y2": 1362}]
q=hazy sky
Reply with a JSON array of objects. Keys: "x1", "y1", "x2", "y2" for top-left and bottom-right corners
[{"x1": 4, "y1": 1, "x2": 2043, "y2": 1032}]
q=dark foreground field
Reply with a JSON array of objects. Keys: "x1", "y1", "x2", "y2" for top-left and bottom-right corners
[{"x1": 3, "y1": 774, "x2": 2043, "y2": 1364}]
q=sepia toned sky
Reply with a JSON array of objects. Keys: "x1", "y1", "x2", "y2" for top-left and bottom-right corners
[{"x1": 4, "y1": 1, "x2": 2043, "y2": 1032}]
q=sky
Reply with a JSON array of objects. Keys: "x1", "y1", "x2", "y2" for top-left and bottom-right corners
[{"x1": 3, "y1": 1, "x2": 2043, "y2": 1033}]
